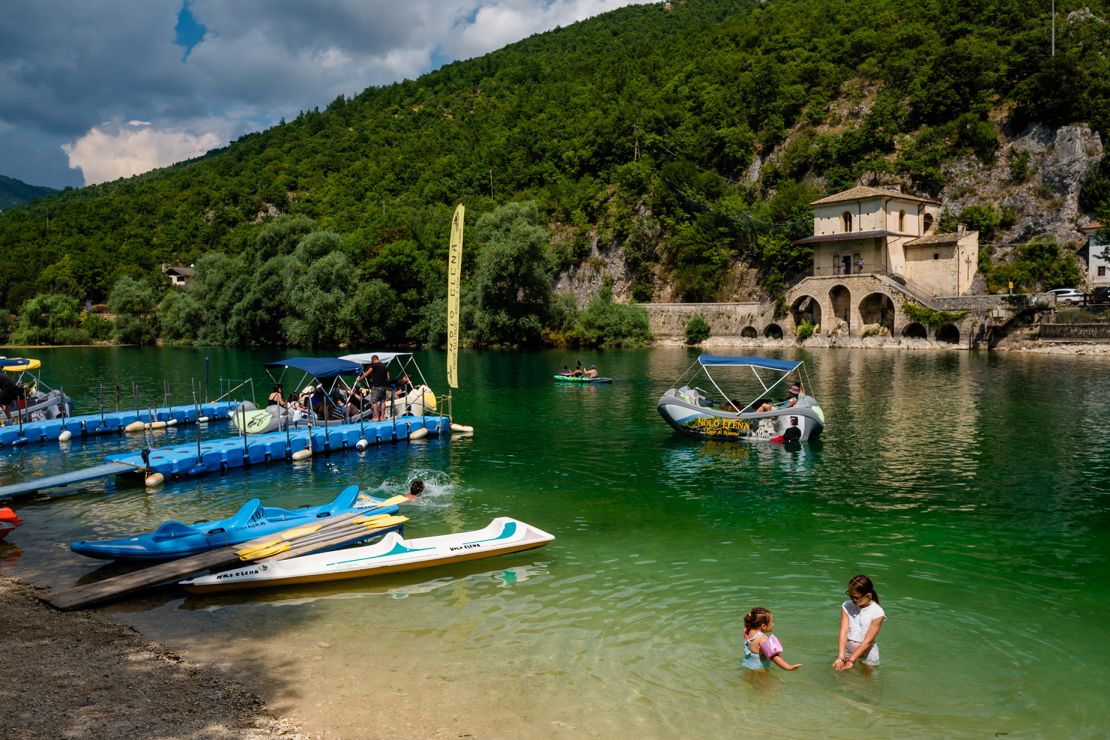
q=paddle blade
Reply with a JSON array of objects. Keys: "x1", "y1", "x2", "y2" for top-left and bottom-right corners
[{"x1": 239, "y1": 541, "x2": 291, "y2": 561}]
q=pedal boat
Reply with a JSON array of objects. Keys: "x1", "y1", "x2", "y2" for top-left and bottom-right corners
[
  {"x1": 657, "y1": 355, "x2": 824, "y2": 442},
  {"x1": 180, "y1": 517, "x2": 554, "y2": 592}
]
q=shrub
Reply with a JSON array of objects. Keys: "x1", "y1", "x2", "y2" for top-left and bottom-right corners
[
  {"x1": 796, "y1": 318, "x2": 816, "y2": 340},
  {"x1": 684, "y1": 314, "x2": 711, "y2": 345},
  {"x1": 571, "y1": 285, "x2": 653, "y2": 348}
]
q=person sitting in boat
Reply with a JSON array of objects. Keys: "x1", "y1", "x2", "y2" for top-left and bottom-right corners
[
  {"x1": 757, "y1": 383, "x2": 803, "y2": 413},
  {"x1": 346, "y1": 386, "x2": 367, "y2": 417},
  {"x1": 585, "y1": 365, "x2": 599, "y2": 379},
  {"x1": 572, "y1": 360, "x2": 585, "y2": 377},
  {"x1": 267, "y1": 383, "x2": 286, "y2": 408},
  {"x1": 287, "y1": 392, "x2": 309, "y2": 413},
  {"x1": 393, "y1": 374, "x2": 415, "y2": 398},
  {"x1": 0, "y1": 371, "x2": 26, "y2": 421}
]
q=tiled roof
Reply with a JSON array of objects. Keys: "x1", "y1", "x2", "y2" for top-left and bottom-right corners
[
  {"x1": 794, "y1": 229, "x2": 892, "y2": 244},
  {"x1": 905, "y1": 231, "x2": 976, "y2": 247},
  {"x1": 812, "y1": 186, "x2": 940, "y2": 206}
]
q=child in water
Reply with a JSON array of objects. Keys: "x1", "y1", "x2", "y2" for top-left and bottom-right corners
[
  {"x1": 834, "y1": 575, "x2": 886, "y2": 672},
  {"x1": 742, "y1": 607, "x2": 802, "y2": 671}
]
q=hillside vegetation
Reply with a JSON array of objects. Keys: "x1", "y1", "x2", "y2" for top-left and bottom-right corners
[
  {"x1": 0, "y1": 175, "x2": 57, "y2": 211},
  {"x1": 1, "y1": 0, "x2": 1108, "y2": 347}
]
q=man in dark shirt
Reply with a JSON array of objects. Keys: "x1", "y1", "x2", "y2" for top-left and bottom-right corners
[
  {"x1": 782, "y1": 417, "x2": 802, "y2": 442},
  {"x1": 358, "y1": 355, "x2": 390, "y2": 421}
]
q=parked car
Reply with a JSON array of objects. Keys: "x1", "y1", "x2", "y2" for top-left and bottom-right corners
[
  {"x1": 1046, "y1": 288, "x2": 1085, "y2": 305},
  {"x1": 1090, "y1": 286, "x2": 1110, "y2": 305}
]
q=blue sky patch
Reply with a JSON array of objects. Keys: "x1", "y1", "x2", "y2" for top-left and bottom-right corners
[{"x1": 174, "y1": 1, "x2": 206, "y2": 61}]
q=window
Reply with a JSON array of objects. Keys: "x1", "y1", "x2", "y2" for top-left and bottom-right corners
[
  {"x1": 934, "y1": 253, "x2": 940, "y2": 260},
  {"x1": 923, "y1": 213, "x2": 934, "y2": 233},
  {"x1": 1099, "y1": 266, "x2": 1106, "y2": 277},
  {"x1": 841, "y1": 211, "x2": 853, "y2": 232},
  {"x1": 898, "y1": 210, "x2": 906, "y2": 232}
]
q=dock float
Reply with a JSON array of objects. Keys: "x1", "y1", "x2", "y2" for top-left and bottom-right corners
[
  {"x1": 0, "y1": 401, "x2": 238, "y2": 448},
  {"x1": 0, "y1": 415, "x2": 450, "y2": 502}
]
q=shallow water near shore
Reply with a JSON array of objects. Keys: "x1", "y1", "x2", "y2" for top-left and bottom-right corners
[{"x1": 5, "y1": 346, "x2": 1110, "y2": 736}]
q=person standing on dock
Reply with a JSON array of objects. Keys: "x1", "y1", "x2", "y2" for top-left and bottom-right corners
[{"x1": 358, "y1": 355, "x2": 390, "y2": 421}]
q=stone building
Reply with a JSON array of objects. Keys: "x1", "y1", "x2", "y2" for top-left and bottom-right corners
[
  {"x1": 1081, "y1": 220, "x2": 1108, "y2": 290},
  {"x1": 794, "y1": 186, "x2": 979, "y2": 297}
]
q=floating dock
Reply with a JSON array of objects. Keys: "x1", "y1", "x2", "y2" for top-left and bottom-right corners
[
  {"x1": 0, "y1": 415, "x2": 449, "y2": 501},
  {"x1": 0, "y1": 401, "x2": 238, "y2": 448}
]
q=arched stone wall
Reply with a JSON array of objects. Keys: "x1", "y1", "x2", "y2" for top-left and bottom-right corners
[
  {"x1": 741, "y1": 326, "x2": 758, "y2": 338},
  {"x1": 763, "y1": 323, "x2": 783, "y2": 339},
  {"x1": 937, "y1": 324, "x2": 961, "y2": 343},
  {"x1": 791, "y1": 295, "x2": 822, "y2": 331},
  {"x1": 901, "y1": 322, "x2": 927, "y2": 339},
  {"x1": 859, "y1": 292, "x2": 895, "y2": 335}
]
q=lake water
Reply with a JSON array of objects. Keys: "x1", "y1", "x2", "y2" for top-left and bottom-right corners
[{"x1": 3, "y1": 346, "x2": 1109, "y2": 737}]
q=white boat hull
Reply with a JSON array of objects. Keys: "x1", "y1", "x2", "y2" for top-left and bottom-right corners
[
  {"x1": 658, "y1": 388, "x2": 824, "y2": 442},
  {"x1": 182, "y1": 517, "x2": 554, "y2": 593}
]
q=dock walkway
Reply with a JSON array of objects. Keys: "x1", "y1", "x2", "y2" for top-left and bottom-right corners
[{"x1": 0, "y1": 401, "x2": 238, "y2": 448}]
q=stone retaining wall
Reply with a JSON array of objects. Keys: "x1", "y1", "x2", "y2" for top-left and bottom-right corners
[
  {"x1": 1038, "y1": 323, "x2": 1110, "y2": 340},
  {"x1": 641, "y1": 302, "x2": 776, "y2": 339}
]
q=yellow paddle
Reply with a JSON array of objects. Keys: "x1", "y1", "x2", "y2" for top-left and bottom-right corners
[
  {"x1": 233, "y1": 495, "x2": 408, "y2": 558},
  {"x1": 240, "y1": 515, "x2": 408, "y2": 560}
]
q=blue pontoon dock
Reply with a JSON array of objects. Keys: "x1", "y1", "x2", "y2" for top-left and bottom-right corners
[
  {"x1": 0, "y1": 414, "x2": 449, "y2": 501},
  {"x1": 0, "y1": 401, "x2": 237, "y2": 448}
]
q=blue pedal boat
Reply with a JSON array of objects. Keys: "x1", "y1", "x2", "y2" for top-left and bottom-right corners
[{"x1": 70, "y1": 484, "x2": 401, "y2": 561}]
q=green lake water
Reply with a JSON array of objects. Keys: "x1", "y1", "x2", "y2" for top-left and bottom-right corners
[{"x1": 3, "y1": 346, "x2": 1109, "y2": 737}]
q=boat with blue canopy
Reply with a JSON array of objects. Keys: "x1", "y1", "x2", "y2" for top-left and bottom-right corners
[
  {"x1": 69, "y1": 484, "x2": 403, "y2": 561},
  {"x1": 232, "y1": 353, "x2": 437, "y2": 435},
  {"x1": 657, "y1": 355, "x2": 824, "y2": 442}
]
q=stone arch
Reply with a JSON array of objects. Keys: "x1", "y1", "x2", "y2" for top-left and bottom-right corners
[
  {"x1": 829, "y1": 284, "x2": 852, "y2": 334},
  {"x1": 790, "y1": 295, "x2": 821, "y2": 330},
  {"x1": 937, "y1": 324, "x2": 960, "y2": 344},
  {"x1": 741, "y1": 326, "x2": 758, "y2": 339},
  {"x1": 763, "y1": 323, "x2": 783, "y2": 339},
  {"x1": 858, "y1": 292, "x2": 895, "y2": 335},
  {"x1": 901, "y1": 322, "x2": 927, "y2": 339}
]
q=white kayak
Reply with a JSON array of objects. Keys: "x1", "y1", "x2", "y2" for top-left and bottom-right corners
[{"x1": 180, "y1": 517, "x2": 554, "y2": 593}]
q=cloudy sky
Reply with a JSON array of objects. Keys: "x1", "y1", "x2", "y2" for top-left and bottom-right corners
[{"x1": 0, "y1": 0, "x2": 650, "y2": 189}]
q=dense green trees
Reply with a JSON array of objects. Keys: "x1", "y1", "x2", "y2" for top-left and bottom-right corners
[{"x1": 2, "y1": 0, "x2": 1109, "y2": 347}]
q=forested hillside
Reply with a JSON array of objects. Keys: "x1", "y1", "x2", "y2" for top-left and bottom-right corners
[
  {"x1": 1, "y1": 0, "x2": 1108, "y2": 347},
  {"x1": 0, "y1": 175, "x2": 57, "y2": 211}
]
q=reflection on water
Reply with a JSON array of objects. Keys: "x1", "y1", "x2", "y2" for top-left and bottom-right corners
[
  {"x1": 5, "y1": 347, "x2": 1110, "y2": 736},
  {"x1": 186, "y1": 563, "x2": 553, "y2": 611}
]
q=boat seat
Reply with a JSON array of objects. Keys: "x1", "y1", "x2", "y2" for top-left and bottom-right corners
[
  {"x1": 152, "y1": 520, "x2": 199, "y2": 541},
  {"x1": 225, "y1": 498, "x2": 264, "y2": 529},
  {"x1": 318, "y1": 485, "x2": 360, "y2": 517}
]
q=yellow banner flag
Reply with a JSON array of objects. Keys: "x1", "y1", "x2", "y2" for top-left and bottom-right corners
[{"x1": 446, "y1": 204, "x2": 464, "y2": 389}]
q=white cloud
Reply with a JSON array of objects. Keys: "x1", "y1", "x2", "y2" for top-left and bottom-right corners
[
  {"x1": 1, "y1": 0, "x2": 654, "y2": 187},
  {"x1": 62, "y1": 123, "x2": 223, "y2": 185}
]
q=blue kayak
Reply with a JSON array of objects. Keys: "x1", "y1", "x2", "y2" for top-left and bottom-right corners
[{"x1": 70, "y1": 484, "x2": 402, "y2": 561}]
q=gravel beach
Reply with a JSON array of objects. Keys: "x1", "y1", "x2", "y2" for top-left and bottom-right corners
[{"x1": 0, "y1": 577, "x2": 303, "y2": 739}]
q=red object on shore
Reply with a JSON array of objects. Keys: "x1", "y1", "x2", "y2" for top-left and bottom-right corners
[{"x1": 0, "y1": 506, "x2": 22, "y2": 539}]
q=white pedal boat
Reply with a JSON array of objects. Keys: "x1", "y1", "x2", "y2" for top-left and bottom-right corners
[{"x1": 181, "y1": 517, "x2": 554, "y2": 593}]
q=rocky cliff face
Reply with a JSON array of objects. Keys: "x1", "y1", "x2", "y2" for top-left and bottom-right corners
[{"x1": 942, "y1": 123, "x2": 1104, "y2": 245}]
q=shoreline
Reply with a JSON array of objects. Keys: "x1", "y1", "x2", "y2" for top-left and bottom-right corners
[
  {"x1": 655, "y1": 335, "x2": 1110, "y2": 354},
  {"x1": 0, "y1": 577, "x2": 303, "y2": 739}
]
